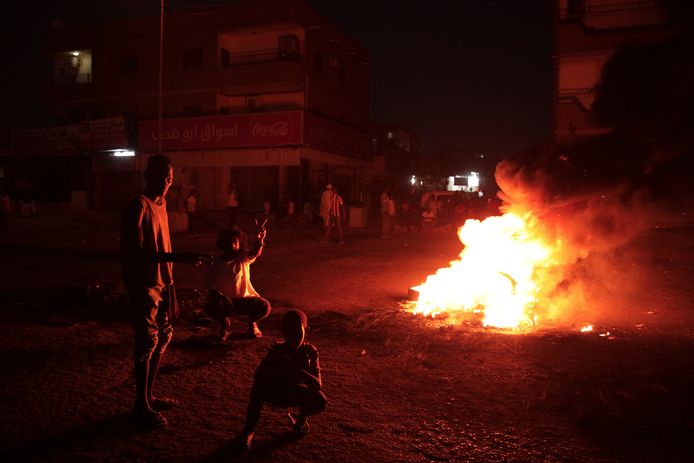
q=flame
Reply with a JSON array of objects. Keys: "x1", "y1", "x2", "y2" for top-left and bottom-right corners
[
  {"x1": 411, "y1": 212, "x2": 561, "y2": 329},
  {"x1": 580, "y1": 324, "x2": 594, "y2": 332}
]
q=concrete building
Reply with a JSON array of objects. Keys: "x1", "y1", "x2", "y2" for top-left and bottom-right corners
[
  {"x1": 10, "y1": 0, "x2": 372, "y2": 211},
  {"x1": 554, "y1": 0, "x2": 679, "y2": 145},
  {"x1": 370, "y1": 124, "x2": 419, "y2": 188}
]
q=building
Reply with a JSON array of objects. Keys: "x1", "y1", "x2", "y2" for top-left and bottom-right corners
[
  {"x1": 370, "y1": 123, "x2": 419, "y2": 189},
  {"x1": 426, "y1": 150, "x2": 499, "y2": 195},
  {"x1": 554, "y1": 0, "x2": 680, "y2": 145},
  {"x1": 7, "y1": 0, "x2": 372, "y2": 211}
]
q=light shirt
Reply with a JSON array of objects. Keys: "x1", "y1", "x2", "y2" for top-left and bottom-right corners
[
  {"x1": 120, "y1": 194, "x2": 173, "y2": 289},
  {"x1": 329, "y1": 193, "x2": 343, "y2": 217},
  {"x1": 206, "y1": 253, "x2": 260, "y2": 299},
  {"x1": 320, "y1": 189, "x2": 332, "y2": 218}
]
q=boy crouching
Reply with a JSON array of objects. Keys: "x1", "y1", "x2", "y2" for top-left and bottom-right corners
[{"x1": 237, "y1": 309, "x2": 327, "y2": 451}]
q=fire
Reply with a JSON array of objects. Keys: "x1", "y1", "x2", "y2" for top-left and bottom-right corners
[{"x1": 411, "y1": 212, "x2": 560, "y2": 329}]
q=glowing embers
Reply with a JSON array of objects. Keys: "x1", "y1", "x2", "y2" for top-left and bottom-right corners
[{"x1": 410, "y1": 212, "x2": 558, "y2": 329}]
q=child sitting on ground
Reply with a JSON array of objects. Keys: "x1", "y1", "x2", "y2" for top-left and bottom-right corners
[
  {"x1": 206, "y1": 225, "x2": 271, "y2": 341},
  {"x1": 236, "y1": 309, "x2": 327, "y2": 452}
]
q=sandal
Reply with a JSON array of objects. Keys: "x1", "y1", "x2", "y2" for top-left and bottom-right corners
[
  {"x1": 151, "y1": 397, "x2": 180, "y2": 411},
  {"x1": 248, "y1": 323, "x2": 263, "y2": 339},
  {"x1": 287, "y1": 412, "x2": 310, "y2": 435}
]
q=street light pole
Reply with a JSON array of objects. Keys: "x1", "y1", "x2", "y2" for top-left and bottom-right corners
[{"x1": 157, "y1": 0, "x2": 164, "y2": 155}]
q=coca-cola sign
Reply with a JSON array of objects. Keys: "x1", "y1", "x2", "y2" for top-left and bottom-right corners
[
  {"x1": 251, "y1": 121, "x2": 290, "y2": 138},
  {"x1": 140, "y1": 111, "x2": 302, "y2": 151}
]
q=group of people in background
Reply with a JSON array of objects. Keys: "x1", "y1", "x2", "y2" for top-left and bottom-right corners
[
  {"x1": 380, "y1": 186, "x2": 502, "y2": 237},
  {"x1": 181, "y1": 180, "x2": 501, "y2": 243}
]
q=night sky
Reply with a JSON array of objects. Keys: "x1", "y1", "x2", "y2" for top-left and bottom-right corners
[
  {"x1": 309, "y1": 0, "x2": 555, "y2": 156},
  {"x1": 2, "y1": 0, "x2": 555, "y2": 157}
]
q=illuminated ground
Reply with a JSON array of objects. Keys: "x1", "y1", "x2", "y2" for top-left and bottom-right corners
[{"x1": 0, "y1": 207, "x2": 693, "y2": 462}]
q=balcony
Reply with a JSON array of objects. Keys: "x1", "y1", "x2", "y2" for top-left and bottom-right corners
[
  {"x1": 221, "y1": 48, "x2": 303, "y2": 66},
  {"x1": 559, "y1": 87, "x2": 598, "y2": 110},
  {"x1": 219, "y1": 54, "x2": 306, "y2": 95},
  {"x1": 560, "y1": 1, "x2": 669, "y2": 29}
]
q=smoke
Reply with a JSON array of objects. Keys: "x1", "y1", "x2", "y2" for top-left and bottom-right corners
[{"x1": 493, "y1": 28, "x2": 694, "y2": 325}]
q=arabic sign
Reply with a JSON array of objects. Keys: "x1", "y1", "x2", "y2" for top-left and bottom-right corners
[
  {"x1": 12, "y1": 126, "x2": 80, "y2": 156},
  {"x1": 76, "y1": 117, "x2": 127, "y2": 151},
  {"x1": 139, "y1": 111, "x2": 303, "y2": 151},
  {"x1": 11, "y1": 117, "x2": 127, "y2": 156}
]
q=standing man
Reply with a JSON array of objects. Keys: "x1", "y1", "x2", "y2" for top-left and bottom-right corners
[
  {"x1": 380, "y1": 188, "x2": 394, "y2": 238},
  {"x1": 227, "y1": 184, "x2": 239, "y2": 228},
  {"x1": 321, "y1": 186, "x2": 345, "y2": 244},
  {"x1": 319, "y1": 183, "x2": 333, "y2": 232},
  {"x1": 120, "y1": 154, "x2": 209, "y2": 429}
]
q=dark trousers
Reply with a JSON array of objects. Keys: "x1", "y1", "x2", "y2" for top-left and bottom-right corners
[
  {"x1": 207, "y1": 290, "x2": 271, "y2": 333},
  {"x1": 243, "y1": 382, "x2": 327, "y2": 433}
]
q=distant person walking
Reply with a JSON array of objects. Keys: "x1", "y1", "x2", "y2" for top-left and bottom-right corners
[
  {"x1": 321, "y1": 187, "x2": 344, "y2": 244},
  {"x1": 380, "y1": 188, "x2": 395, "y2": 238},
  {"x1": 185, "y1": 188, "x2": 197, "y2": 232},
  {"x1": 120, "y1": 154, "x2": 210, "y2": 429},
  {"x1": 319, "y1": 183, "x2": 333, "y2": 230},
  {"x1": 227, "y1": 184, "x2": 239, "y2": 228}
]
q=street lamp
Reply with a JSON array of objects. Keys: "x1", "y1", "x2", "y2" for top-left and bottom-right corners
[{"x1": 158, "y1": 0, "x2": 164, "y2": 155}]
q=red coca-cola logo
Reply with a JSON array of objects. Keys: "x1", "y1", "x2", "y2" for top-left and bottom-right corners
[{"x1": 251, "y1": 121, "x2": 290, "y2": 137}]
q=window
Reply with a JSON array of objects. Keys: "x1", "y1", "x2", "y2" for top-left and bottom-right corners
[
  {"x1": 54, "y1": 50, "x2": 92, "y2": 84},
  {"x1": 183, "y1": 48, "x2": 203, "y2": 70},
  {"x1": 278, "y1": 35, "x2": 299, "y2": 58},
  {"x1": 120, "y1": 55, "x2": 139, "y2": 76}
]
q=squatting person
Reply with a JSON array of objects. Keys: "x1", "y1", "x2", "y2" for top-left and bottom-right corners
[
  {"x1": 236, "y1": 309, "x2": 327, "y2": 452},
  {"x1": 205, "y1": 224, "x2": 272, "y2": 341}
]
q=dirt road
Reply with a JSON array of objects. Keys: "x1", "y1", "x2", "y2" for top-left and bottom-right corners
[{"x1": 1, "y1": 208, "x2": 693, "y2": 462}]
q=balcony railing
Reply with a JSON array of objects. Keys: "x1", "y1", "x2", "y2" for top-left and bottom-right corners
[
  {"x1": 221, "y1": 48, "x2": 303, "y2": 67},
  {"x1": 558, "y1": 87, "x2": 598, "y2": 110},
  {"x1": 558, "y1": 87, "x2": 597, "y2": 97},
  {"x1": 54, "y1": 73, "x2": 92, "y2": 85},
  {"x1": 560, "y1": 1, "x2": 668, "y2": 25}
]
